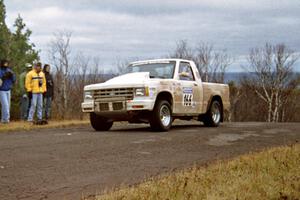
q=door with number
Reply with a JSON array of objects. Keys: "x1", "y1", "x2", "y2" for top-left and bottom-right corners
[{"x1": 176, "y1": 62, "x2": 201, "y2": 114}]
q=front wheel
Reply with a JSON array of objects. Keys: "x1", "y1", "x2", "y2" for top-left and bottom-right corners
[
  {"x1": 90, "y1": 113, "x2": 113, "y2": 131},
  {"x1": 203, "y1": 100, "x2": 222, "y2": 127},
  {"x1": 150, "y1": 100, "x2": 172, "y2": 132}
]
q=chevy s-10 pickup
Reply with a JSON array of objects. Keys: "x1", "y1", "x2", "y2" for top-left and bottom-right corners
[{"x1": 82, "y1": 59, "x2": 230, "y2": 131}]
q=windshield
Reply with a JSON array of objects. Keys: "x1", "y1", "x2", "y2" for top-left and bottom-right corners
[{"x1": 126, "y1": 61, "x2": 175, "y2": 79}]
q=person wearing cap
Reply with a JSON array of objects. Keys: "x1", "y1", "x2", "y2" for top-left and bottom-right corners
[
  {"x1": 25, "y1": 62, "x2": 46, "y2": 123},
  {"x1": 19, "y1": 63, "x2": 33, "y2": 120},
  {"x1": 0, "y1": 59, "x2": 16, "y2": 123}
]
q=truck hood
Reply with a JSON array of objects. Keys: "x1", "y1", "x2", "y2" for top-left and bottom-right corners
[{"x1": 84, "y1": 72, "x2": 150, "y2": 90}]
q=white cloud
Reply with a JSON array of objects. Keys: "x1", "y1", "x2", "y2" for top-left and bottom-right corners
[{"x1": 4, "y1": 0, "x2": 300, "y2": 71}]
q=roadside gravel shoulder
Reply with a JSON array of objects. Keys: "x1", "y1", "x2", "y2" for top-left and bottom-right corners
[{"x1": 0, "y1": 120, "x2": 89, "y2": 133}]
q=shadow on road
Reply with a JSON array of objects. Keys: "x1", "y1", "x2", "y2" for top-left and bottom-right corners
[{"x1": 110, "y1": 123, "x2": 207, "y2": 132}]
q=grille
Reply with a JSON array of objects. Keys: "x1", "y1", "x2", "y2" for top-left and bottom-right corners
[
  {"x1": 113, "y1": 102, "x2": 124, "y2": 111},
  {"x1": 99, "y1": 103, "x2": 109, "y2": 111},
  {"x1": 93, "y1": 88, "x2": 134, "y2": 101}
]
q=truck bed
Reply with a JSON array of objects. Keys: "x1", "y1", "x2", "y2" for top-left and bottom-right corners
[{"x1": 202, "y1": 82, "x2": 230, "y2": 112}]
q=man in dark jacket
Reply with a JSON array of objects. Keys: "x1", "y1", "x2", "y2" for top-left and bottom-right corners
[
  {"x1": 43, "y1": 64, "x2": 54, "y2": 120},
  {"x1": 19, "y1": 63, "x2": 33, "y2": 120},
  {"x1": 0, "y1": 59, "x2": 16, "y2": 123}
]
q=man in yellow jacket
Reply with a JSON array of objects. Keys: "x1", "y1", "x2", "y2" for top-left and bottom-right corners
[{"x1": 25, "y1": 62, "x2": 47, "y2": 122}]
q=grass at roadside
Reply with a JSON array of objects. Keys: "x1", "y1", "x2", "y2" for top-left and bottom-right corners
[
  {"x1": 0, "y1": 120, "x2": 89, "y2": 132},
  {"x1": 96, "y1": 144, "x2": 300, "y2": 200}
]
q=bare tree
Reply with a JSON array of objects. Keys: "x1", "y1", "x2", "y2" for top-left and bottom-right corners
[
  {"x1": 48, "y1": 30, "x2": 72, "y2": 119},
  {"x1": 279, "y1": 78, "x2": 300, "y2": 122},
  {"x1": 170, "y1": 40, "x2": 232, "y2": 83},
  {"x1": 247, "y1": 43, "x2": 299, "y2": 122},
  {"x1": 89, "y1": 56, "x2": 105, "y2": 83},
  {"x1": 48, "y1": 30, "x2": 107, "y2": 119},
  {"x1": 228, "y1": 81, "x2": 242, "y2": 121},
  {"x1": 210, "y1": 50, "x2": 233, "y2": 83},
  {"x1": 71, "y1": 52, "x2": 90, "y2": 111},
  {"x1": 195, "y1": 42, "x2": 213, "y2": 82},
  {"x1": 116, "y1": 58, "x2": 129, "y2": 75},
  {"x1": 170, "y1": 40, "x2": 194, "y2": 60},
  {"x1": 195, "y1": 43, "x2": 232, "y2": 83},
  {"x1": 69, "y1": 53, "x2": 104, "y2": 119}
]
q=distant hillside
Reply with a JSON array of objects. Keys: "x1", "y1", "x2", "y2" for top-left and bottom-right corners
[
  {"x1": 224, "y1": 72, "x2": 300, "y2": 84},
  {"x1": 224, "y1": 72, "x2": 251, "y2": 83}
]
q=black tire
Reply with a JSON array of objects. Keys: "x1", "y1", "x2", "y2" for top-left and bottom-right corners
[
  {"x1": 90, "y1": 113, "x2": 113, "y2": 131},
  {"x1": 203, "y1": 100, "x2": 222, "y2": 127},
  {"x1": 150, "y1": 100, "x2": 172, "y2": 132}
]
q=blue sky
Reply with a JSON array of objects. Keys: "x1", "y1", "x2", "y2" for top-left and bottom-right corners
[{"x1": 4, "y1": 0, "x2": 300, "y2": 72}]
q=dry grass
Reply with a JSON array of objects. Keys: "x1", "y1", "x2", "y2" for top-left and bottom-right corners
[
  {"x1": 0, "y1": 120, "x2": 89, "y2": 132},
  {"x1": 96, "y1": 144, "x2": 300, "y2": 200}
]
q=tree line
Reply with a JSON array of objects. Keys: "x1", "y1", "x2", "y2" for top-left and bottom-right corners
[
  {"x1": 53, "y1": 36, "x2": 299, "y2": 122},
  {"x1": 171, "y1": 40, "x2": 300, "y2": 122}
]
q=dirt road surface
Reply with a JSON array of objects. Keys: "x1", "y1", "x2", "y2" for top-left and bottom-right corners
[{"x1": 0, "y1": 122, "x2": 299, "y2": 200}]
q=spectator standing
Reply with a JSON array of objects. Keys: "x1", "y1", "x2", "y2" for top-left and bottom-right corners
[
  {"x1": 0, "y1": 59, "x2": 16, "y2": 123},
  {"x1": 43, "y1": 64, "x2": 54, "y2": 120},
  {"x1": 19, "y1": 63, "x2": 32, "y2": 120},
  {"x1": 25, "y1": 62, "x2": 46, "y2": 123}
]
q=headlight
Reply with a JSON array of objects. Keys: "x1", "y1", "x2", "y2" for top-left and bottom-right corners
[
  {"x1": 135, "y1": 87, "x2": 149, "y2": 97},
  {"x1": 84, "y1": 91, "x2": 93, "y2": 100}
]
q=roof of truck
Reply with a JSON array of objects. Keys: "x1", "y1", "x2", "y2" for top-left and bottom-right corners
[{"x1": 129, "y1": 58, "x2": 192, "y2": 65}]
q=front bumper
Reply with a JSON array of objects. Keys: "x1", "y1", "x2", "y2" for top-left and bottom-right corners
[{"x1": 81, "y1": 99, "x2": 155, "y2": 113}]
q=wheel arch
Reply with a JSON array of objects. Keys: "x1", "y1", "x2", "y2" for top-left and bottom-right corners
[
  {"x1": 207, "y1": 95, "x2": 224, "y2": 122},
  {"x1": 154, "y1": 91, "x2": 173, "y2": 108}
]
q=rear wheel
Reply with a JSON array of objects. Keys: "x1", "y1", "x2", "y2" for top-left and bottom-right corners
[
  {"x1": 203, "y1": 100, "x2": 222, "y2": 127},
  {"x1": 90, "y1": 113, "x2": 113, "y2": 131},
  {"x1": 150, "y1": 100, "x2": 172, "y2": 132}
]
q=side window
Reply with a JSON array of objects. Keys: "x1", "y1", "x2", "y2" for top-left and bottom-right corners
[{"x1": 178, "y1": 62, "x2": 195, "y2": 81}]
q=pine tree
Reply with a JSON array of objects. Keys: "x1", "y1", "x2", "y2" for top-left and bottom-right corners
[
  {"x1": 0, "y1": 0, "x2": 10, "y2": 60},
  {"x1": 9, "y1": 14, "x2": 39, "y2": 75},
  {"x1": 8, "y1": 14, "x2": 39, "y2": 119}
]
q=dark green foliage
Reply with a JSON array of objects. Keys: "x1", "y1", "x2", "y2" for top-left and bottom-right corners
[
  {"x1": 9, "y1": 15, "x2": 39, "y2": 75},
  {"x1": 0, "y1": 0, "x2": 39, "y2": 119},
  {"x1": 0, "y1": 0, "x2": 10, "y2": 60}
]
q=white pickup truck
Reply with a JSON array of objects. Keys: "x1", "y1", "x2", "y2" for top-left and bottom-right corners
[{"x1": 82, "y1": 59, "x2": 230, "y2": 131}]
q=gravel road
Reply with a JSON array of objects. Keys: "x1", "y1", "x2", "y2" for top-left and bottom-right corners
[{"x1": 0, "y1": 122, "x2": 299, "y2": 200}]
